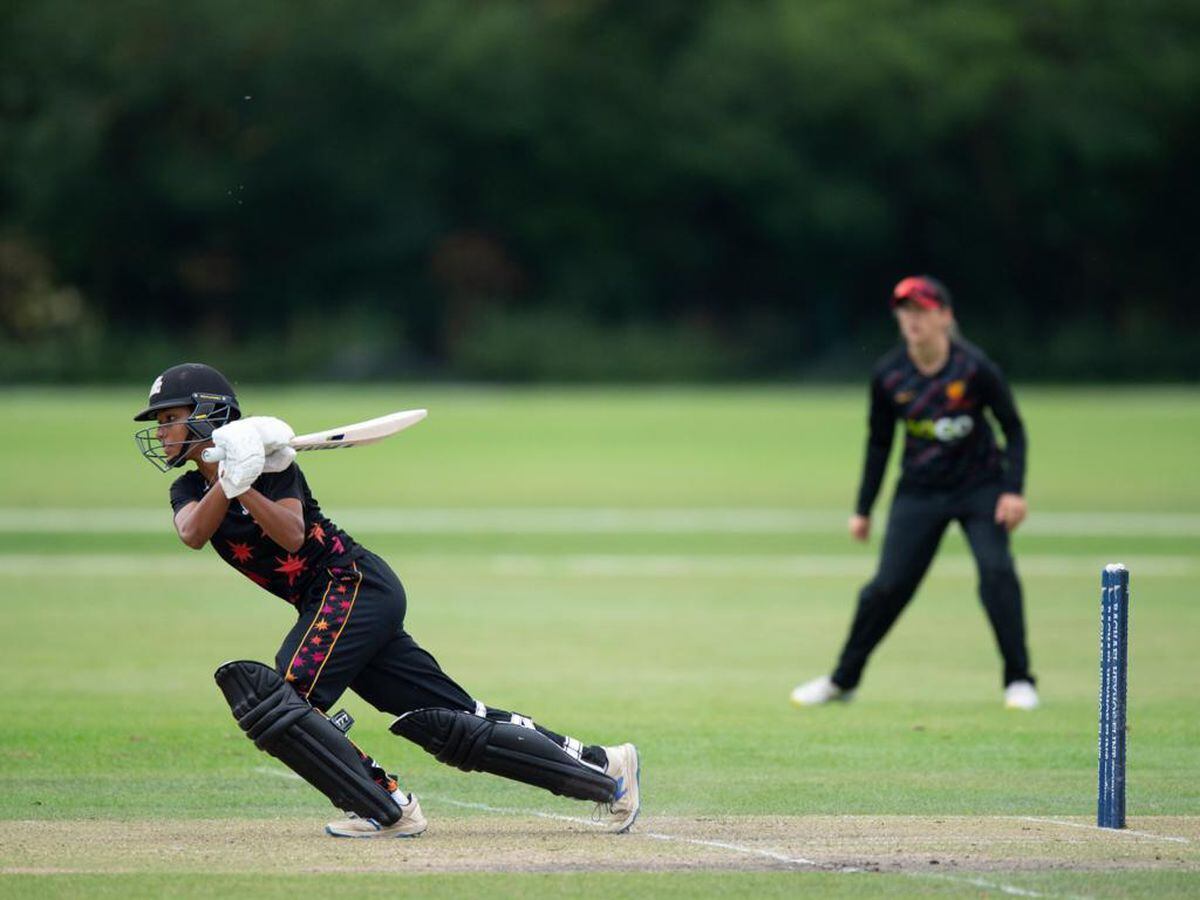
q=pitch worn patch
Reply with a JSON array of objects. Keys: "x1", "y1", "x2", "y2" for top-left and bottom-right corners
[{"x1": 0, "y1": 815, "x2": 1195, "y2": 876}]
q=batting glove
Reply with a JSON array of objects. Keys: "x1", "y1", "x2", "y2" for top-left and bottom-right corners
[
  {"x1": 240, "y1": 416, "x2": 296, "y2": 474},
  {"x1": 262, "y1": 445, "x2": 297, "y2": 473},
  {"x1": 212, "y1": 421, "x2": 265, "y2": 498},
  {"x1": 241, "y1": 416, "x2": 295, "y2": 453}
]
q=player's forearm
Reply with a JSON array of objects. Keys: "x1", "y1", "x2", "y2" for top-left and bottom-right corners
[
  {"x1": 176, "y1": 488, "x2": 231, "y2": 549},
  {"x1": 1000, "y1": 426, "x2": 1026, "y2": 494},
  {"x1": 854, "y1": 443, "x2": 890, "y2": 516},
  {"x1": 855, "y1": 380, "x2": 894, "y2": 514},
  {"x1": 239, "y1": 490, "x2": 305, "y2": 551},
  {"x1": 983, "y1": 365, "x2": 1027, "y2": 493}
]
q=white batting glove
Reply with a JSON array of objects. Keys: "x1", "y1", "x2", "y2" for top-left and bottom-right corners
[
  {"x1": 212, "y1": 421, "x2": 265, "y2": 498},
  {"x1": 241, "y1": 416, "x2": 295, "y2": 453},
  {"x1": 262, "y1": 445, "x2": 297, "y2": 473}
]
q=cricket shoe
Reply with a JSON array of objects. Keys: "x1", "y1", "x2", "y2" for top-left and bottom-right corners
[
  {"x1": 325, "y1": 792, "x2": 427, "y2": 838},
  {"x1": 1004, "y1": 680, "x2": 1040, "y2": 710},
  {"x1": 789, "y1": 675, "x2": 855, "y2": 707},
  {"x1": 595, "y1": 743, "x2": 641, "y2": 833}
]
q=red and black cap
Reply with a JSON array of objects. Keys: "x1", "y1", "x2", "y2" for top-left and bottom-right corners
[
  {"x1": 133, "y1": 363, "x2": 240, "y2": 422},
  {"x1": 891, "y1": 275, "x2": 952, "y2": 310}
]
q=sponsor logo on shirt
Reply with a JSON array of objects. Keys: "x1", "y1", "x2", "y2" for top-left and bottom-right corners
[
  {"x1": 906, "y1": 415, "x2": 975, "y2": 442},
  {"x1": 894, "y1": 390, "x2": 915, "y2": 404}
]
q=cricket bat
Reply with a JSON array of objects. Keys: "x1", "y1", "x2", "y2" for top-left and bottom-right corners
[{"x1": 201, "y1": 408, "x2": 427, "y2": 462}]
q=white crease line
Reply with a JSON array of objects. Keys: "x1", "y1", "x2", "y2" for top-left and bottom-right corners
[
  {"x1": 435, "y1": 797, "x2": 607, "y2": 829},
  {"x1": 434, "y1": 797, "x2": 1072, "y2": 898},
  {"x1": 4, "y1": 507, "x2": 1200, "y2": 536},
  {"x1": 252, "y1": 768, "x2": 1073, "y2": 898},
  {"x1": 437, "y1": 797, "x2": 830, "y2": 869},
  {"x1": 1012, "y1": 816, "x2": 1191, "y2": 844}
]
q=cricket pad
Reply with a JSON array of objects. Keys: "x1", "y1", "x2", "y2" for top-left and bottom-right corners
[
  {"x1": 214, "y1": 660, "x2": 400, "y2": 825},
  {"x1": 391, "y1": 707, "x2": 617, "y2": 803}
]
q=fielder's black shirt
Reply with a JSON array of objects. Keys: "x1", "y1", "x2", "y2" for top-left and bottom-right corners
[
  {"x1": 170, "y1": 463, "x2": 361, "y2": 605},
  {"x1": 855, "y1": 339, "x2": 1026, "y2": 515}
]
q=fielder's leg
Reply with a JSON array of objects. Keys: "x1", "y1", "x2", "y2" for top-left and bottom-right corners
[
  {"x1": 829, "y1": 489, "x2": 951, "y2": 692},
  {"x1": 957, "y1": 484, "x2": 1035, "y2": 703}
]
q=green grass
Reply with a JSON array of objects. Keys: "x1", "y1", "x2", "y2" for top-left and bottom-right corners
[
  {"x1": 7, "y1": 384, "x2": 1200, "y2": 509},
  {"x1": 7, "y1": 871, "x2": 1200, "y2": 900},
  {"x1": 3, "y1": 385, "x2": 1198, "y2": 897}
]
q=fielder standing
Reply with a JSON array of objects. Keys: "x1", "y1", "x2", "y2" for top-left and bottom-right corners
[
  {"x1": 134, "y1": 363, "x2": 640, "y2": 837},
  {"x1": 790, "y1": 277, "x2": 1038, "y2": 709}
]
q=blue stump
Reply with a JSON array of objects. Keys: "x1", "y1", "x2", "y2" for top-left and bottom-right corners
[{"x1": 1098, "y1": 563, "x2": 1129, "y2": 829}]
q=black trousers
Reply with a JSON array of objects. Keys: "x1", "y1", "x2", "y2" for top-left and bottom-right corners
[
  {"x1": 275, "y1": 550, "x2": 607, "y2": 788},
  {"x1": 276, "y1": 550, "x2": 473, "y2": 715},
  {"x1": 832, "y1": 480, "x2": 1033, "y2": 690}
]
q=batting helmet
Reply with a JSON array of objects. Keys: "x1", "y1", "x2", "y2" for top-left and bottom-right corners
[{"x1": 133, "y1": 363, "x2": 242, "y2": 470}]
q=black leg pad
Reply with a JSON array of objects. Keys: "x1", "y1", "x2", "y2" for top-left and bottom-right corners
[
  {"x1": 215, "y1": 660, "x2": 401, "y2": 825},
  {"x1": 390, "y1": 707, "x2": 617, "y2": 803}
]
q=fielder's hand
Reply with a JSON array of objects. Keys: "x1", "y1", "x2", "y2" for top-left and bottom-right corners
[
  {"x1": 212, "y1": 421, "x2": 266, "y2": 498},
  {"x1": 994, "y1": 492, "x2": 1027, "y2": 532},
  {"x1": 848, "y1": 514, "x2": 870, "y2": 542},
  {"x1": 241, "y1": 416, "x2": 296, "y2": 472}
]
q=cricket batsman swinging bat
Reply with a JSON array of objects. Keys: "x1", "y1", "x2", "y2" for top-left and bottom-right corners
[{"x1": 201, "y1": 408, "x2": 427, "y2": 462}]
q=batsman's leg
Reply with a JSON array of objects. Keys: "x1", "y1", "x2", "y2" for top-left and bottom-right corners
[
  {"x1": 268, "y1": 561, "x2": 425, "y2": 835},
  {"x1": 215, "y1": 660, "x2": 407, "y2": 827},
  {"x1": 353, "y1": 629, "x2": 640, "y2": 831},
  {"x1": 391, "y1": 704, "x2": 639, "y2": 833}
]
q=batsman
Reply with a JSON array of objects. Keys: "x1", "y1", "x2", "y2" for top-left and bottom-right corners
[{"x1": 134, "y1": 363, "x2": 640, "y2": 837}]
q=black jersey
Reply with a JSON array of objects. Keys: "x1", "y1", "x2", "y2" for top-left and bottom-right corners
[
  {"x1": 854, "y1": 339, "x2": 1026, "y2": 515},
  {"x1": 170, "y1": 464, "x2": 361, "y2": 605}
]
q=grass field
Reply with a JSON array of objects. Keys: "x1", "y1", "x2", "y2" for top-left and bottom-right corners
[{"x1": 3, "y1": 385, "x2": 1198, "y2": 898}]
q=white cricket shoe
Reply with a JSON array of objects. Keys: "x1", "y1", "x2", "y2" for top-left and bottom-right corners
[
  {"x1": 325, "y1": 792, "x2": 427, "y2": 838},
  {"x1": 1004, "y1": 680, "x2": 1040, "y2": 710},
  {"x1": 595, "y1": 743, "x2": 641, "y2": 833},
  {"x1": 789, "y1": 675, "x2": 854, "y2": 707}
]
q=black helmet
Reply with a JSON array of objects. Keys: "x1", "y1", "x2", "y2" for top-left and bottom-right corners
[{"x1": 133, "y1": 363, "x2": 242, "y2": 471}]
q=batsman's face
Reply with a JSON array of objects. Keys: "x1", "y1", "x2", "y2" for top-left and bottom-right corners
[
  {"x1": 894, "y1": 301, "x2": 952, "y2": 345},
  {"x1": 155, "y1": 406, "x2": 197, "y2": 461}
]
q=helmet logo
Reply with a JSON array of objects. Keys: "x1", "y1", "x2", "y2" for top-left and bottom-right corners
[{"x1": 149, "y1": 375, "x2": 164, "y2": 399}]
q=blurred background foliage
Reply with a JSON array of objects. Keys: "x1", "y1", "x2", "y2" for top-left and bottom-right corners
[{"x1": 1, "y1": 0, "x2": 1197, "y2": 382}]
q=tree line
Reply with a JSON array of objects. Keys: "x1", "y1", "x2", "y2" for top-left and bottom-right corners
[{"x1": 2, "y1": 0, "x2": 1197, "y2": 381}]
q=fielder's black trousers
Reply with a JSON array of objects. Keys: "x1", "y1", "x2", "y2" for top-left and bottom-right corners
[{"x1": 831, "y1": 480, "x2": 1033, "y2": 691}]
